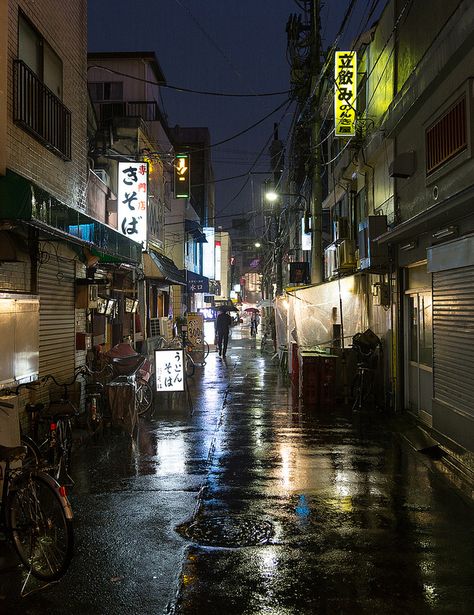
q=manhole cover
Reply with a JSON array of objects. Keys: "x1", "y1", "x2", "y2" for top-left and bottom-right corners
[{"x1": 177, "y1": 515, "x2": 274, "y2": 547}]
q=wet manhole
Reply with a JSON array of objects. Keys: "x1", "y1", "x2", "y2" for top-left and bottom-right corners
[{"x1": 177, "y1": 515, "x2": 275, "y2": 547}]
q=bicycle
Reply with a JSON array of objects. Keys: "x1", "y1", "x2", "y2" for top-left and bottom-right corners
[
  {"x1": 104, "y1": 343, "x2": 154, "y2": 417},
  {"x1": 8, "y1": 371, "x2": 81, "y2": 486},
  {"x1": 0, "y1": 402, "x2": 74, "y2": 585},
  {"x1": 80, "y1": 364, "x2": 112, "y2": 435},
  {"x1": 351, "y1": 330, "x2": 381, "y2": 411}
]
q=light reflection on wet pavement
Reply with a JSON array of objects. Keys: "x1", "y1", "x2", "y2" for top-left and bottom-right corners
[{"x1": 1, "y1": 329, "x2": 473, "y2": 614}]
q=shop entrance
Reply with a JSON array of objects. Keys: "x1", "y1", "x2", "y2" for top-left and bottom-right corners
[{"x1": 404, "y1": 264, "x2": 433, "y2": 424}]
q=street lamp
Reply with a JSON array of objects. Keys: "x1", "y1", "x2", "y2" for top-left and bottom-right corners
[{"x1": 263, "y1": 190, "x2": 308, "y2": 210}]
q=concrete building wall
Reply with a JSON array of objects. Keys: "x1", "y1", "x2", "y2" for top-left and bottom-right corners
[
  {"x1": 394, "y1": 6, "x2": 474, "y2": 221},
  {"x1": 396, "y1": 0, "x2": 462, "y2": 93},
  {"x1": 5, "y1": 0, "x2": 88, "y2": 210}
]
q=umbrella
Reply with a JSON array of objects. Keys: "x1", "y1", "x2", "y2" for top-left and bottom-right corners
[{"x1": 244, "y1": 307, "x2": 260, "y2": 314}]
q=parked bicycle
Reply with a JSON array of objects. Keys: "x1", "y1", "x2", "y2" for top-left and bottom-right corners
[
  {"x1": 0, "y1": 401, "x2": 74, "y2": 584},
  {"x1": 351, "y1": 329, "x2": 381, "y2": 411},
  {"x1": 80, "y1": 364, "x2": 112, "y2": 436},
  {"x1": 8, "y1": 371, "x2": 82, "y2": 486},
  {"x1": 103, "y1": 342, "x2": 154, "y2": 417}
]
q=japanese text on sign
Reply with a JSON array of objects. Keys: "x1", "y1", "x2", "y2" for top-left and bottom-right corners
[
  {"x1": 334, "y1": 51, "x2": 357, "y2": 137},
  {"x1": 154, "y1": 349, "x2": 185, "y2": 392},
  {"x1": 118, "y1": 161, "x2": 148, "y2": 246}
]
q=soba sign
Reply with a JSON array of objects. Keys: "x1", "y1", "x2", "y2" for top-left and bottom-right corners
[{"x1": 117, "y1": 161, "x2": 148, "y2": 246}]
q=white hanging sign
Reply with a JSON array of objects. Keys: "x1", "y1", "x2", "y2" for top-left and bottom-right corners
[{"x1": 117, "y1": 161, "x2": 148, "y2": 245}]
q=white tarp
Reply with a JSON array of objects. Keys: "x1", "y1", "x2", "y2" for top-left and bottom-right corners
[{"x1": 275, "y1": 274, "x2": 369, "y2": 352}]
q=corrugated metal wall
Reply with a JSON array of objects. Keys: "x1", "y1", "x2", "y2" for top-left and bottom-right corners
[
  {"x1": 38, "y1": 254, "x2": 75, "y2": 382},
  {"x1": 433, "y1": 266, "x2": 474, "y2": 417}
]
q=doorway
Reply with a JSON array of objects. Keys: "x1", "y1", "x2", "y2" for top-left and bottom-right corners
[{"x1": 404, "y1": 265, "x2": 433, "y2": 424}]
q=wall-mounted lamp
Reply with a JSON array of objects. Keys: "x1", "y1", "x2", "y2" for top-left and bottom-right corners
[{"x1": 432, "y1": 226, "x2": 457, "y2": 241}]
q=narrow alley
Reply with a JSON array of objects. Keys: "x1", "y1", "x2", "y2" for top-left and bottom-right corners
[{"x1": 1, "y1": 328, "x2": 474, "y2": 614}]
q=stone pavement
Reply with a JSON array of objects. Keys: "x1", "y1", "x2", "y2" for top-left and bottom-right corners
[{"x1": 1, "y1": 327, "x2": 474, "y2": 614}]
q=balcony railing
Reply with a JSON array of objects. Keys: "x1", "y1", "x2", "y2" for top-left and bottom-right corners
[
  {"x1": 97, "y1": 100, "x2": 160, "y2": 123},
  {"x1": 13, "y1": 60, "x2": 72, "y2": 160}
]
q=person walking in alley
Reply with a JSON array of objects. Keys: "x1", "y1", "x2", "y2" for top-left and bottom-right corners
[
  {"x1": 250, "y1": 312, "x2": 260, "y2": 336},
  {"x1": 215, "y1": 307, "x2": 232, "y2": 358}
]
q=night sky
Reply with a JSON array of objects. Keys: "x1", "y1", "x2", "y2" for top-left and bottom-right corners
[{"x1": 88, "y1": 1, "x2": 384, "y2": 229}]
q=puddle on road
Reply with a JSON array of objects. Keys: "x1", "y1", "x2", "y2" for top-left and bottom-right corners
[{"x1": 177, "y1": 515, "x2": 275, "y2": 548}]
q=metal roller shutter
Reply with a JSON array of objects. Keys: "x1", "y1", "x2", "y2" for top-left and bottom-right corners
[
  {"x1": 38, "y1": 256, "x2": 75, "y2": 381},
  {"x1": 433, "y1": 266, "x2": 474, "y2": 417}
]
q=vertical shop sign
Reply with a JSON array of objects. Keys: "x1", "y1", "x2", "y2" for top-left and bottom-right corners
[
  {"x1": 215, "y1": 240, "x2": 221, "y2": 281},
  {"x1": 187, "y1": 312, "x2": 205, "y2": 364},
  {"x1": 118, "y1": 161, "x2": 148, "y2": 245},
  {"x1": 334, "y1": 51, "x2": 357, "y2": 137},
  {"x1": 174, "y1": 153, "x2": 190, "y2": 198},
  {"x1": 154, "y1": 349, "x2": 185, "y2": 392},
  {"x1": 202, "y1": 227, "x2": 215, "y2": 279}
]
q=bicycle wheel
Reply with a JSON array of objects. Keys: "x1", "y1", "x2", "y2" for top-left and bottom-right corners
[
  {"x1": 20, "y1": 434, "x2": 42, "y2": 471},
  {"x1": 201, "y1": 340, "x2": 210, "y2": 359},
  {"x1": 50, "y1": 419, "x2": 73, "y2": 485},
  {"x1": 136, "y1": 379, "x2": 153, "y2": 416},
  {"x1": 8, "y1": 472, "x2": 74, "y2": 581},
  {"x1": 186, "y1": 353, "x2": 195, "y2": 377}
]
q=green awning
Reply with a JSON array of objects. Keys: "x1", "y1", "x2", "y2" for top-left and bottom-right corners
[{"x1": 0, "y1": 170, "x2": 141, "y2": 264}]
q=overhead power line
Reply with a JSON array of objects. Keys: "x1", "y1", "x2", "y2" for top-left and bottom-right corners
[{"x1": 87, "y1": 65, "x2": 290, "y2": 98}]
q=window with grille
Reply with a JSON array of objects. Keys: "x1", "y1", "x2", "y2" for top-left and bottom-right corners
[{"x1": 426, "y1": 96, "x2": 467, "y2": 175}]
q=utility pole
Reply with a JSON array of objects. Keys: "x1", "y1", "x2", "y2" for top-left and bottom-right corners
[
  {"x1": 270, "y1": 123, "x2": 284, "y2": 295},
  {"x1": 310, "y1": 0, "x2": 323, "y2": 284}
]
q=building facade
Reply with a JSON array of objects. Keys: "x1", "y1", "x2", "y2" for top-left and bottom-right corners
[
  {"x1": 284, "y1": 0, "x2": 474, "y2": 460},
  {"x1": 0, "y1": 3, "x2": 140, "y2": 406}
]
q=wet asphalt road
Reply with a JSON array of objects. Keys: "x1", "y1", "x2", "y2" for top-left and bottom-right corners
[{"x1": 1, "y1": 328, "x2": 474, "y2": 614}]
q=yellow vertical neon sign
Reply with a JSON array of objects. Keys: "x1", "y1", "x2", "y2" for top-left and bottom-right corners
[
  {"x1": 174, "y1": 154, "x2": 190, "y2": 198},
  {"x1": 334, "y1": 51, "x2": 357, "y2": 138}
]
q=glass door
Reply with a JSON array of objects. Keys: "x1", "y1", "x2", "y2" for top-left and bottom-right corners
[{"x1": 405, "y1": 290, "x2": 433, "y2": 421}]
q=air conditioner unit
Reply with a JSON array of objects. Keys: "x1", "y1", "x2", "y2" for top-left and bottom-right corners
[
  {"x1": 334, "y1": 217, "x2": 349, "y2": 241},
  {"x1": 94, "y1": 169, "x2": 110, "y2": 187},
  {"x1": 336, "y1": 239, "x2": 356, "y2": 271},
  {"x1": 358, "y1": 215, "x2": 388, "y2": 271},
  {"x1": 159, "y1": 317, "x2": 173, "y2": 341},
  {"x1": 324, "y1": 245, "x2": 337, "y2": 280}
]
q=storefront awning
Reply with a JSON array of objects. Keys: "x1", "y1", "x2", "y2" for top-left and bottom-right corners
[
  {"x1": 143, "y1": 251, "x2": 186, "y2": 286},
  {"x1": 0, "y1": 170, "x2": 141, "y2": 264},
  {"x1": 185, "y1": 219, "x2": 208, "y2": 243}
]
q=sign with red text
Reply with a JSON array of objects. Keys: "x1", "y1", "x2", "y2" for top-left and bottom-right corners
[{"x1": 118, "y1": 161, "x2": 148, "y2": 245}]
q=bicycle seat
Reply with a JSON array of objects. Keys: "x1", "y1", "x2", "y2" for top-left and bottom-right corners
[
  {"x1": 0, "y1": 445, "x2": 27, "y2": 462},
  {"x1": 42, "y1": 400, "x2": 77, "y2": 419}
]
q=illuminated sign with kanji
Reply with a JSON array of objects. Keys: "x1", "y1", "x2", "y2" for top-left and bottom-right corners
[
  {"x1": 174, "y1": 154, "x2": 190, "y2": 198},
  {"x1": 154, "y1": 349, "x2": 185, "y2": 392},
  {"x1": 334, "y1": 51, "x2": 357, "y2": 137},
  {"x1": 118, "y1": 161, "x2": 148, "y2": 245}
]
